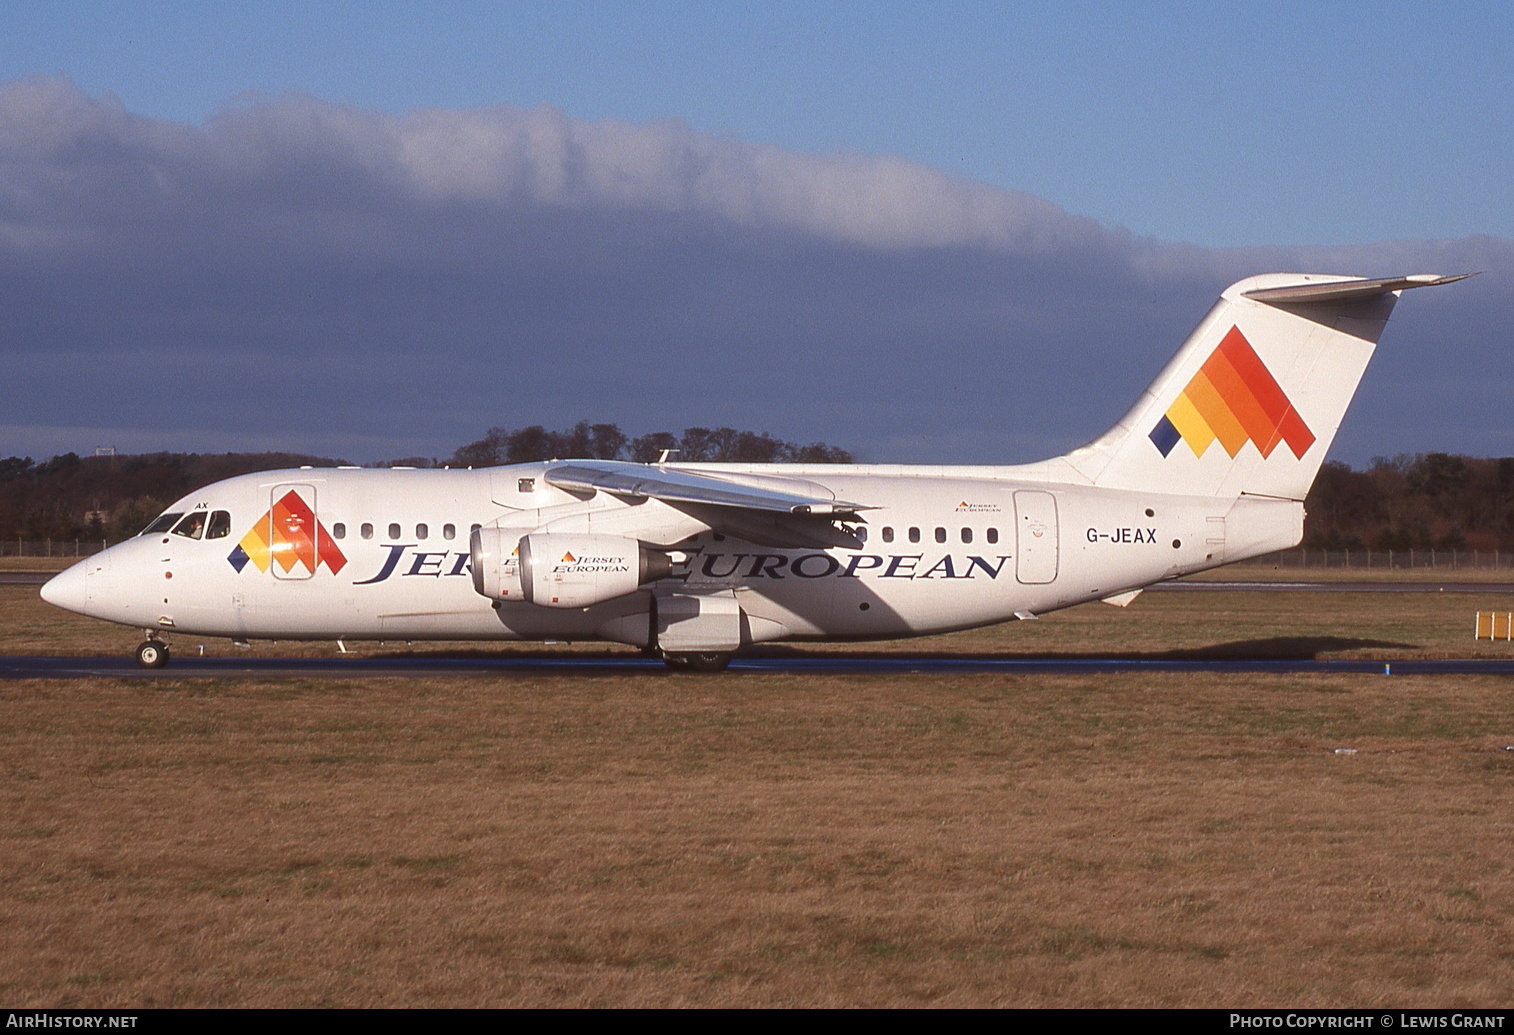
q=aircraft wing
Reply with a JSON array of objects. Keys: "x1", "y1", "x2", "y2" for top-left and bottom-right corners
[{"x1": 544, "y1": 460, "x2": 871, "y2": 515}]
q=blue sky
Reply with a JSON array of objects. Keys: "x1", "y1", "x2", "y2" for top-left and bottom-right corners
[
  {"x1": 5, "y1": 1, "x2": 1510, "y2": 246},
  {"x1": 0, "y1": 3, "x2": 1508, "y2": 466}
]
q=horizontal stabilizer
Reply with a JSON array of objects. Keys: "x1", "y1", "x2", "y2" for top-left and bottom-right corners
[{"x1": 1243, "y1": 272, "x2": 1475, "y2": 305}]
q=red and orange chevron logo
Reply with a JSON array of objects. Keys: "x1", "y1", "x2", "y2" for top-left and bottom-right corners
[
  {"x1": 1149, "y1": 326, "x2": 1314, "y2": 460},
  {"x1": 227, "y1": 490, "x2": 347, "y2": 575}
]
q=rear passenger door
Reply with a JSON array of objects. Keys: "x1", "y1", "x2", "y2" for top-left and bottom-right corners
[{"x1": 1014, "y1": 490, "x2": 1059, "y2": 584}]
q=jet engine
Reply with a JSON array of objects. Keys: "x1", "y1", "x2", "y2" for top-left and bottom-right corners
[{"x1": 470, "y1": 529, "x2": 675, "y2": 608}]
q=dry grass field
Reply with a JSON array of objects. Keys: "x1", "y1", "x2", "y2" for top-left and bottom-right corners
[{"x1": 2, "y1": 568, "x2": 1513, "y2": 1006}]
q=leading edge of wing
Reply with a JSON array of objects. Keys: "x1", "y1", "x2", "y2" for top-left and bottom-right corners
[{"x1": 544, "y1": 460, "x2": 872, "y2": 515}]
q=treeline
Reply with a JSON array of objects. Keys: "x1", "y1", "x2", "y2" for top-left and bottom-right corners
[
  {"x1": 444, "y1": 421, "x2": 852, "y2": 468},
  {"x1": 1304, "y1": 454, "x2": 1514, "y2": 551},
  {"x1": 0, "y1": 422, "x2": 852, "y2": 539},
  {"x1": 5, "y1": 436, "x2": 1509, "y2": 549},
  {"x1": 0, "y1": 451, "x2": 348, "y2": 541}
]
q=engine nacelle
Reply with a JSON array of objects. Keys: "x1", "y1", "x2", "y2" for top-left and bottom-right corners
[
  {"x1": 470, "y1": 526, "x2": 525, "y2": 601},
  {"x1": 470, "y1": 529, "x2": 674, "y2": 608}
]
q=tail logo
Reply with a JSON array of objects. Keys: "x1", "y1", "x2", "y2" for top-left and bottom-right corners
[
  {"x1": 228, "y1": 490, "x2": 347, "y2": 575},
  {"x1": 1149, "y1": 326, "x2": 1315, "y2": 460}
]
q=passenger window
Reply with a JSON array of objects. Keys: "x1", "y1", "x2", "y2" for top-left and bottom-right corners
[
  {"x1": 470, "y1": 524, "x2": 481, "y2": 533},
  {"x1": 361, "y1": 523, "x2": 373, "y2": 540},
  {"x1": 881, "y1": 527, "x2": 894, "y2": 544},
  {"x1": 142, "y1": 513, "x2": 183, "y2": 536},
  {"x1": 908, "y1": 527, "x2": 921, "y2": 544},
  {"x1": 934, "y1": 527, "x2": 946, "y2": 543},
  {"x1": 388, "y1": 523, "x2": 401, "y2": 540},
  {"x1": 855, "y1": 527, "x2": 867, "y2": 543},
  {"x1": 416, "y1": 523, "x2": 428, "y2": 540},
  {"x1": 518, "y1": 478, "x2": 535, "y2": 493},
  {"x1": 443, "y1": 523, "x2": 456, "y2": 540},
  {"x1": 331, "y1": 522, "x2": 346, "y2": 540},
  {"x1": 961, "y1": 527, "x2": 972, "y2": 544},
  {"x1": 171, "y1": 512, "x2": 207, "y2": 540},
  {"x1": 206, "y1": 511, "x2": 232, "y2": 540},
  {"x1": 987, "y1": 528, "x2": 999, "y2": 544}
]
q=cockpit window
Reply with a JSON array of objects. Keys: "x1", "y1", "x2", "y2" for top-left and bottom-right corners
[
  {"x1": 206, "y1": 511, "x2": 232, "y2": 540},
  {"x1": 141, "y1": 513, "x2": 183, "y2": 536},
  {"x1": 171, "y1": 512, "x2": 207, "y2": 540}
]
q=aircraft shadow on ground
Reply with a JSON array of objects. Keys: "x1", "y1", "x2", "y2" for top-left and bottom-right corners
[
  {"x1": 745, "y1": 635, "x2": 1421, "y2": 662},
  {"x1": 379, "y1": 635, "x2": 1420, "y2": 664}
]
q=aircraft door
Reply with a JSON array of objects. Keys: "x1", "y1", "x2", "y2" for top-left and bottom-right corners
[
  {"x1": 1205, "y1": 516, "x2": 1226, "y2": 565},
  {"x1": 490, "y1": 469, "x2": 540, "y2": 507},
  {"x1": 1014, "y1": 490, "x2": 1059, "y2": 584},
  {"x1": 268, "y1": 484, "x2": 320, "y2": 581}
]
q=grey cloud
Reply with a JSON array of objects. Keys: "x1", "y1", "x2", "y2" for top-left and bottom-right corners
[
  {"x1": 1, "y1": 77, "x2": 1508, "y2": 466},
  {"x1": 1, "y1": 78, "x2": 1108, "y2": 253}
]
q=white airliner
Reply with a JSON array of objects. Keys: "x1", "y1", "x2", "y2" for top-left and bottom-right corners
[{"x1": 42, "y1": 272, "x2": 1468, "y2": 669}]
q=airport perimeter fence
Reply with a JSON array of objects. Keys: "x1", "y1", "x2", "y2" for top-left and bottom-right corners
[
  {"x1": 2, "y1": 538, "x2": 1512, "y2": 569},
  {"x1": 3, "y1": 539, "x2": 111, "y2": 559},
  {"x1": 1237, "y1": 548, "x2": 1511, "y2": 569}
]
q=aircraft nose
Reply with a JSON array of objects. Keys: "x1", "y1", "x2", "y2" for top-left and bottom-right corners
[{"x1": 40, "y1": 561, "x2": 89, "y2": 615}]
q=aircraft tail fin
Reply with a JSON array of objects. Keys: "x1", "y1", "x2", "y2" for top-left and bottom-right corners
[{"x1": 1062, "y1": 273, "x2": 1472, "y2": 501}]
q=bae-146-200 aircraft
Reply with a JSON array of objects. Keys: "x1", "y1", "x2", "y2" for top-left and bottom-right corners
[{"x1": 42, "y1": 272, "x2": 1469, "y2": 670}]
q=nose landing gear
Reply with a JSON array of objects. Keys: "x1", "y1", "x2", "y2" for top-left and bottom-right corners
[{"x1": 134, "y1": 637, "x2": 170, "y2": 669}]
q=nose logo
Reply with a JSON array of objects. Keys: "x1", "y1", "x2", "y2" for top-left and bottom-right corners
[{"x1": 227, "y1": 490, "x2": 347, "y2": 575}]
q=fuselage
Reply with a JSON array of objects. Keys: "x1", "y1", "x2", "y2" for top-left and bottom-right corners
[
  {"x1": 41, "y1": 461, "x2": 1302, "y2": 648},
  {"x1": 40, "y1": 271, "x2": 1467, "y2": 662}
]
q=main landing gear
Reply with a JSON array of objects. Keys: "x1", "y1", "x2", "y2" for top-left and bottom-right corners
[
  {"x1": 662, "y1": 651, "x2": 733, "y2": 673},
  {"x1": 135, "y1": 637, "x2": 170, "y2": 669}
]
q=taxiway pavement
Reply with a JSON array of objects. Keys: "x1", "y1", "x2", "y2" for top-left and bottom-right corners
[{"x1": 4, "y1": 654, "x2": 1513, "y2": 679}]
